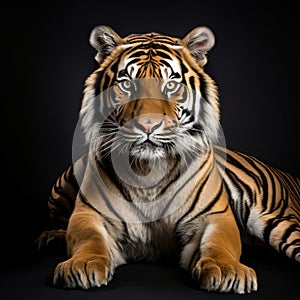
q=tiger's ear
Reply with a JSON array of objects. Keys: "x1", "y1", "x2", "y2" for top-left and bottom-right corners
[
  {"x1": 182, "y1": 26, "x2": 215, "y2": 67},
  {"x1": 89, "y1": 25, "x2": 121, "y2": 64}
]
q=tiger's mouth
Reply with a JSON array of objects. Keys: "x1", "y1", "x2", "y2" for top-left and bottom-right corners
[
  {"x1": 134, "y1": 140, "x2": 161, "y2": 149},
  {"x1": 129, "y1": 140, "x2": 169, "y2": 160}
]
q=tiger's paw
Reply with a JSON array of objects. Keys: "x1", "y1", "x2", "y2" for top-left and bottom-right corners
[
  {"x1": 192, "y1": 257, "x2": 257, "y2": 294},
  {"x1": 53, "y1": 255, "x2": 113, "y2": 289},
  {"x1": 35, "y1": 229, "x2": 66, "y2": 254}
]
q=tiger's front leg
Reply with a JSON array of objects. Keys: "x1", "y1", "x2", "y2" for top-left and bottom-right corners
[
  {"x1": 180, "y1": 192, "x2": 257, "y2": 294},
  {"x1": 53, "y1": 199, "x2": 125, "y2": 289}
]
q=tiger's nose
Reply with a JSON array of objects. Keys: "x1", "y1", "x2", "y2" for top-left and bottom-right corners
[{"x1": 134, "y1": 115, "x2": 163, "y2": 134}]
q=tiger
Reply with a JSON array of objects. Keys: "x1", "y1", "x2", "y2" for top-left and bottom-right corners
[{"x1": 36, "y1": 25, "x2": 300, "y2": 294}]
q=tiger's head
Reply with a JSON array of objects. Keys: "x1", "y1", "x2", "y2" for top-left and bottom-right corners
[{"x1": 80, "y1": 26, "x2": 219, "y2": 165}]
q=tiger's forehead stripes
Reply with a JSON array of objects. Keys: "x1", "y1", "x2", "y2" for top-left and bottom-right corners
[
  {"x1": 116, "y1": 40, "x2": 184, "y2": 80},
  {"x1": 123, "y1": 32, "x2": 182, "y2": 46}
]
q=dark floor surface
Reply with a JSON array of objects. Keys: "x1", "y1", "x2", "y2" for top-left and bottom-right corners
[{"x1": 1, "y1": 245, "x2": 299, "y2": 300}]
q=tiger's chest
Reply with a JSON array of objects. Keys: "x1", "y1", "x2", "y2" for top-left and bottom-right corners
[{"x1": 120, "y1": 220, "x2": 179, "y2": 261}]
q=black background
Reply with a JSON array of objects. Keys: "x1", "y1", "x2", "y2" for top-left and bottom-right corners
[{"x1": 1, "y1": 1, "x2": 299, "y2": 298}]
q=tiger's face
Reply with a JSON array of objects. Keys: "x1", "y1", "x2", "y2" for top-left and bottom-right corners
[
  {"x1": 112, "y1": 77, "x2": 185, "y2": 161},
  {"x1": 80, "y1": 26, "x2": 220, "y2": 164}
]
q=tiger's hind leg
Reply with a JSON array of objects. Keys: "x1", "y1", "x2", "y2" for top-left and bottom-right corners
[
  {"x1": 261, "y1": 208, "x2": 300, "y2": 263},
  {"x1": 35, "y1": 163, "x2": 79, "y2": 254},
  {"x1": 216, "y1": 147, "x2": 300, "y2": 263},
  {"x1": 248, "y1": 201, "x2": 300, "y2": 263}
]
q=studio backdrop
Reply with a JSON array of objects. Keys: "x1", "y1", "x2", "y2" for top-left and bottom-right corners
[{"x1": 2, "y1": 0, "x2": 298, "y2": 257}]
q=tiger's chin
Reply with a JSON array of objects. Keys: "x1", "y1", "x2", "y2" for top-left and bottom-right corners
[{"x1": 129, "y1": 141, "x2": 169, "y2": 161}]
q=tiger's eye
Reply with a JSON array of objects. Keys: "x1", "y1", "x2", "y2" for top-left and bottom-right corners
[
  {"x1": 165, "y1": 81, "x2": 181, "y2": 95},
  {"x1": 119, "y1": 80, "x2": 132, "y2": 91},
  {"x1": 166, "y1": 81, "x2": 177, "y2": 91}
]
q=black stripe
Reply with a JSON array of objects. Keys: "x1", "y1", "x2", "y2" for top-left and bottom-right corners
[
  {"x1": 188, "y1": 76, "x2": 197, "y2": 117},
  {"x1": 109, "y1": 56, "x2": 121, "y2": 77},
  {"x1": 93, "y1": 70, "x2": 105, "y2": 97},
  {"x1": 279, "y1": 223, "x2": 300, "y2": 251},
  {"x1": 125, "y1": 58, "x2": 142, "y2": 67},
  {"x1": 160, "y1": 59, "x2": 172, "y2": 68},
  {"x1": 48, "y1": 194, "x2": 73, "y2": 213},
  {"x1": 222, "y1": 150, "x2": 263, "y2": 188},
  {"x1": 263, "y1": 200, "x2": 288, "y2": 244},
  {"x1": 78, "y1": 181, "x2": 125, "y2": 222},
  {"x1": 189, "y1": 76, "x2": 196, "y2": 90},
  {"x1": 98, "y1": 158, "x2": 134, "y2": 203},
  {"x1": 159, "y1": 160, "x2": 197, "y2": 218},
  {"x1": 179, "y1": 174, "x2": 226, "y2": 226},
  {"x1": 181, "y1": 185, "x2": 227, "y2": 227},
  {"x1": 207, "y1": 203, "x2": 229, "y2": 216},
  {"x1": 102, "y1": 73, "x2": 112, "y2": 92},
  {"x1": 273, "y1": 167, "x2": 300, "y2": 200},
  {"x1": 70, "y1": 268, "x2": 81, "y2": 287},
  {"x1": 227, "y1": 151, "x2": 270, "y2": 211},
  {"x1": 197, "y1": 73, "x2": 208, "y2": 102},
  {"x1": 281, "y1": 238, "x2": 300, "y2": 254},
  {"x1": 152, "y1": 43, "x2": 176, "y2": 53},
  {"x1": 84, "y1": 264, "x2": 92, "y2": 288},
  {"x1": 174, "y1": 162, "x2": 211, "y2": 228},
  {"x1": 291, "y1": 244, "x2": 300, "y2": 260},
  {"x1": 225, "y1": 168, "x2": 252, "y2": 223},
  {"x1": 195, "y1": 185, "x2": 224, "y2": 217},
  {"x1": 126, "y1": 35, "x2": 178, "y2": 45},
  {"x1": 78, "y1": 190, "x2": 102, "y2": 213},
  {"x1": 128, "y1": 50, "x2": 147, "y2": 58},
  {"x1": 222, "y1": 178, "x2": 248, "y2": 230},
  {"x1": 122, "y1": 43, "x2": 150, "y2": 54},
  {"x1": 156, "y1": 50, "x2": 173, "y2": 60},
  {"x1": 272, "y1": 168, "x2": 287, "y2": 204},
  {"x1": 222, "y1": 176, "x2": 237, "y2": 209},
  {"x1": 261, "y1": 164, "x2": 277, "y2": 212},
  {"x1": 52, "y1": 184, "x2": 76, "y2": 208},
  {"x1": 64, "y1": 165, "x2": 79, "y2": 187},
  {"x1": 157, "y1": 159, "x2": 181, "y2": 198},
  {"x1": 179, "y1": 61, "x2": 189, "y2": 85}
]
